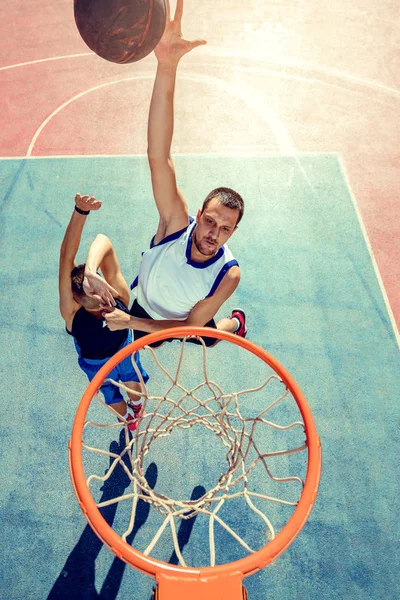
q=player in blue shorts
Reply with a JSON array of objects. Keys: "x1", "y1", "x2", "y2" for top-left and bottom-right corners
[
  {"x1": 59, "y1": 194, "x2": 148, "y2": 431},
  {"x1": 87, "y1": 0, "x2": 247, "y2": 344}
]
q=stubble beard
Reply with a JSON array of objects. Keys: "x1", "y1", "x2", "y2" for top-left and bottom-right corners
[{"x1": 193, "y1": 229, "x2": 217, "y2": 257}]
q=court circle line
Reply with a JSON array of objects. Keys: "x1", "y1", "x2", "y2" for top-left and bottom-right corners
[
  {"x1": 2, "y1": 46, "x2": 399, "y2": 103},
  {"x1": 26, "y1": 72, "x2": 297, "y2": 156},
  {"x1": 0, "y1": 53, "x2": 93, "y2": 72}
]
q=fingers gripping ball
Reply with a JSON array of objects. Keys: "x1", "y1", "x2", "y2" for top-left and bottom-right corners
[{"x1": 74, "y1": 0, "x2": 167, "y2": 64}]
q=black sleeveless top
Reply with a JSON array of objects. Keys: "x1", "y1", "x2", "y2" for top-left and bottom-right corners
[{"x1": 67, "y1": 298, "x2": 129, "y2": 360}]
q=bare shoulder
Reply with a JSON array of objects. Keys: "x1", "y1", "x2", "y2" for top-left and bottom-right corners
[
  {"x1": 215, "y1": 265, "x2": 241, "y2": 299},
  {"x1": 225, "y1": 265, "x2": 240, "y2": 282},
  {"x1": 221, "y1": 265, "x2": 241, "y2": 288},
  {"x1": 153, "y1": 212, "x2": 190, "y2": 246},
  {"x1": 63, "y1": 302, "x2": 80, "y2": 333},
  {"x1": 149, "y1": 159, "x2": 189, "y2": 229}
]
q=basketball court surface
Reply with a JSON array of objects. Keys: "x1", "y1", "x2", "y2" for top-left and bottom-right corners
[{"x1": 1, "y1": 1, "x2": 399, "y2": 599}]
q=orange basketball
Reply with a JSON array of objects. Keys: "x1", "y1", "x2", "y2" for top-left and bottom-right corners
[{"x1": 74, "y1": 0, "x2": 167, "y2": 64}]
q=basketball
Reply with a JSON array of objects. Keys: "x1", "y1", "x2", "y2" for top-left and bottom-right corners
[{"x1": 74, "y1": 0, "x2": 167, "y2": 64}]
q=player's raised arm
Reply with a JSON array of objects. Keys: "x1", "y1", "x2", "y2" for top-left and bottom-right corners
[
  {"x1": 59, "y1": 194, "x2": 101, "y2": 327},
  {"x1": 148, "y1": 0, "x2": 206, "y2": 244},
  {"x1": 84, "y1": 234, "x2": 129, "y2": 308}
]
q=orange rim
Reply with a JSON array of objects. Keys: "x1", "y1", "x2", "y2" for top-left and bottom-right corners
[{"x1": 69, "y1": 326, "x2": 321, "y2": 581}]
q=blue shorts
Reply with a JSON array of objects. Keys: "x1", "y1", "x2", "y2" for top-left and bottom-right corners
[{"x1": 77, "y1": 330, "x2": 149, "y2": 405}]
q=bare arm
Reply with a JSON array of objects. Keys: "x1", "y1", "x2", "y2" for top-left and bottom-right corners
[
  {"x1": 147, "y1": 64, "x2": 189, "y2": 243},
  {"x1": 148, "y1": 0, "x2": 206, "y2": 244},
  {"x1": 59, "y1": 194, "x2": 101, "y2": 328},
  {"x1": 104, "y1": 266, "x2": 240, "y2": 332},
  {"x1": 85, "y1": 235, "x2": 130, "y2": 307}
]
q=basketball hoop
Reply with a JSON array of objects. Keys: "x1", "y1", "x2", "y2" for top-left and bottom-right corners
[{"x1": 69, "y1": 327, "x2": 321, "y2": 599}]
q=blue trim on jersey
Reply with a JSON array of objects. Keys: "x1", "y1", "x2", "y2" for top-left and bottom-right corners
[
  {"x1": 131, "y1": 218, "x2": 194, "y2": 289},
  {"x1": 150, "y1": 217, "x2": 194, "y2": 249},
  {"x1": 186, "y1": 223, "x2": 225, "y2": 269},
  {"x1": 206, "y1": 259, "x2": 239, "y2": 297},
  {"x1": 130, "y1": 275, "x2": 139, "y2": 291}
]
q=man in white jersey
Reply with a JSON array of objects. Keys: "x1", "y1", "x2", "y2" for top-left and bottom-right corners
[{"x1": 93, "y1": 0, "x2": 247, "y2": 344}]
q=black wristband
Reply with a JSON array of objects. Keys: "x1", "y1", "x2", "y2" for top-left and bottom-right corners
[{"x1": 74, "y1": 206, "x2": 90, "y2": 215}]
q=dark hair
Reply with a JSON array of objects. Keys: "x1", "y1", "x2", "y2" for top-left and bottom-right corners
[
  {"x1": 71, "y1": 263, "x2": 86, "y2": 302},
  {"x1": 201, "y1": 187, "x2": 244, "y2": 225}
]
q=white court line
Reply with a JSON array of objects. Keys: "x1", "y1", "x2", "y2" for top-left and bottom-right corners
[
  {"x1": 3, "y1": 150, "x2": 397, "y2": 346},
  {"x1": 4, "y1": 49, "x2": 397, "y2": 346},
  {"x1": 26, "y1": 71, "x2": 299, "y2": 156},
  {"x1": 26, "y1": 75, "x2": 150, "y2": 156},
  {"x1": 0, "y1": 53, "x2": 93, "y2": 71},
  {"x1": 338, "y1": 155, "x2": 400, "y2": 350},
  {"x1": 25, "y1": 69, "x2": 321, "y2": 205},
  {"x1": 2, "y1": 46, "x2": 399, "y2": 104},
  {"x1": 182, "y1": 73, "x2": 294, "y2": 154},
  {"x1": 199, "y1": 62, "x2": 400, "y2": 109},
  {"x1": 1, "y1": 151, "x2": 340, "y2": 160},
  {"x1": 25, "y1": 68, "x2": 323, "y2": 204},
  {"x1": 200, "y1": 46, "x2": 400, "y2": 102}
]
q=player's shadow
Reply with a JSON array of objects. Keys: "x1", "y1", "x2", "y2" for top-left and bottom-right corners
[
  {"x1": 166, "y1": 484, "x2": 206, "y2": 566},
  {"x1": 48, "y1": 430, "x2": 206, "y2": 600},
  {"x1": 47, "y1": 430, "x2": 158, "y2": 600}
]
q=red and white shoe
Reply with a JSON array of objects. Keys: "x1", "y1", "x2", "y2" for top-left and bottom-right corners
[
  {"x1": 230, "y1": 308, "x2": 247, "y2": 338},
  {"x1": 125, "y1": 413, "x2": 138, "y2": 432},
  {"x1": 130, "y1": 402, "x2": 143, "y2": 419}
]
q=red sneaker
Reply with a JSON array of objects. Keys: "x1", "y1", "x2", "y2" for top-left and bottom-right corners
[
  {"x1": 125, "y1": 413, "x2": 138, "y2": 432},
  {"x1": 231, "y1": 308, "x2": 247, "y2": 338},
  {"x1": 131, "y1": 403, "x2": 143, "y2": 419}
]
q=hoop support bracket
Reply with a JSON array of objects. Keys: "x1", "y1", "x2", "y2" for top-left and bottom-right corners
[{"x1": 154, "y1": 571, "x2": 247, "y2": 600}]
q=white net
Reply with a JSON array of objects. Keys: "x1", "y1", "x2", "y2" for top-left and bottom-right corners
[{"x1": 81, "y1": 334, "x2": 310, "y2": 568}]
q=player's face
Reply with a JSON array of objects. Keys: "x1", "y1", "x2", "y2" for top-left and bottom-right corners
[{"x1": 194, "y1": 199, "x2": 239, "y2": 257}]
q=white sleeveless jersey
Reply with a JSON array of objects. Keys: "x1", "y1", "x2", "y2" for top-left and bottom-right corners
[{"x1": 131, "y1": 218, "x2": 238, "y2": 320}]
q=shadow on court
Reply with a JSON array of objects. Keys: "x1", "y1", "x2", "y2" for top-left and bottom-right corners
[
  {"x1": 47, "y1": 430, "x2": 206, "y2": 600},
  {"x1": 47, "y1": 431, "x2": 157, "y2": 600}
]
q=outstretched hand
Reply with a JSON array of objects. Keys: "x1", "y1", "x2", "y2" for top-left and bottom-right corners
[
  {"x1": 75, "y1": 193, "x2": 102, "y2": 212},
  {"x1": 83, "y1": 270, "x2": 118, "y2": 309},
  {"x1": 74, "y1": 193, "x2": 117, "y2": 308},
  {"x1": 154, "y1": 0, "x2": 206, "y2": 65}
]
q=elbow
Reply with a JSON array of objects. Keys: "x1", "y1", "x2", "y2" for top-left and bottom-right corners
[
  {"x1": 228, "y1": 267, "x2": 241, "y2": 290},
  {"x1": 94, "y1": 233, "x2": 109, "y2": 243},
  {"x1": 186, "y1": 315, "x2": 207, "y2": 328},
  {"x1": 147, "y1": 152, "x2": 171, "y2": 167}
]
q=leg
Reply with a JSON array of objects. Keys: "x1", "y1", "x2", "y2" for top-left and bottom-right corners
[
  {"x1": 187, "y1": 310, "x2": 247, "y2": 349},
  {"x1": 99, "y1": 380, "x2": 131, "y2": 420},
  {"x1": 217, "y1": 308, "x2": 247, "y2": 338},
  {"x1": 102, "y1": 382, "x2": 138, "y2": 431},
  {"x1": 124, "y1": 381, "x2": 143, "y2": 418},
  {"x1": 109, "y1": 399, "x2": 129, "y2": 417},
  {"x1": 124, "y1": 381, "x2": 142, "y2": 403},
  {"x1": 78, "y1": 355, "x2": 138, "y2": 431},
  {"x1": 118, "y1": 342, "x2": 149, "y2": 418},
  {"x1": 216, "y1": 317, "x2": 238, "y2": 333}
]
